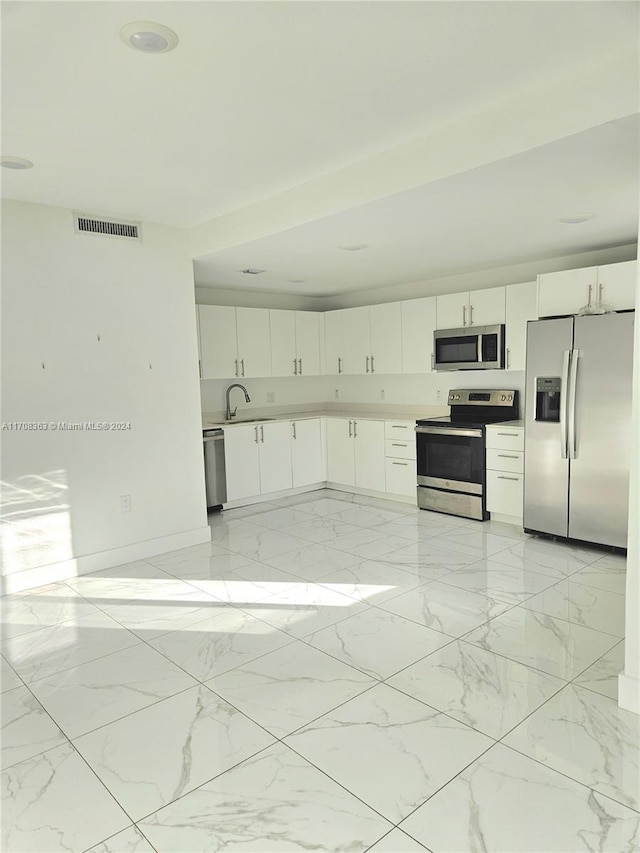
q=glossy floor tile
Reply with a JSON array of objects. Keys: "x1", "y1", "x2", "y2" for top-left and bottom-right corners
[{"x1": 1, "y1": 488, "x2": 633, "y2": 852}]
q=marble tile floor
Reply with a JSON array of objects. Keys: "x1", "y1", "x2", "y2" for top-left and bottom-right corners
[{"x1": 1, "y1": 488, "x2": 636, "y2": 853}]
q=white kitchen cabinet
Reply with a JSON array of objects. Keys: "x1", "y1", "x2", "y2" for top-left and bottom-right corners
[
  {"x1": 436, "y1": 288, "x2": 505, "y2": 329},
  {"x1": 353, "y1": 419, "x2": 386, "y2": 491},
  {"x1": 291, "y1": 418, "x2": 323, "y2": 487},
  {"x1": 223, "y1": 424, "x2": 261, "y2": 501},
  {"x1": 401, "y1": 296, "x2": 437, "y2": 373},
  {"x1": 505, "y1": 281, "x2": 538, "y2": 371},
  {"x1": 596, "y1": 260, "x2": 637, "y2": 311},
  {"x1": 485, "y1": 424, "x2": 524, "y2": 523},
  {"x1": 537, "y1": 267, "x2": 596, "y2": 318},
  {"x1": 384, "y1": 421, "x2": 416, "y2": 499},
  {"x1": 236, "y1": 307, "x2": 271, "y2": 378},
  {"x1": 436, "y1": 292, "x2": 470, "y2": 329},
  {"x1": 369, "y1": 302, "x2": 402, "y2": 374},
  {"x1": 324, "y1": 310, "x2": 345, "y2": 376},
  {"x1": 258, "y1": 421, "x2": 292, "y2": 493},
  {"x1": 269, "y1": 309, "x2": 297, "y2": 377},
  {"x1": 198, "y1": 305, "x2": 239, "y2": 379},
  {"x1": 342, "y1": 307, "x2": 371, "y2": 375},
  {"x1": 295, "y1": 311, "x2": 321, "y2": 375},
  {"x1": 385, "y1": 458, "x2": 415, "y2": 497},
  {"x1": 326, "y1": 418, "x2": 356, "y2": 485}
]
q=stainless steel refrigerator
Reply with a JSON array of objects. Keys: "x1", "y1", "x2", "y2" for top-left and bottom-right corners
[{"x1": 524, "y1": 312, "x2": 634, "y2": 548}]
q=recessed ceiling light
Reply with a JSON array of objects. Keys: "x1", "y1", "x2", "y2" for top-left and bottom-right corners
[
  {"x1": 241, "y1": 268, "x2": 266, "y2": 275},
  {"x1": 120, "y1": 22, "x2": 179, "y2": 54},
  {"x1": 559, "y1": 213, "x2": 596, "y2": 224},
  {"x1": 1, "y1": 156, "x2": 33, "y2": 170},
  {"x1": 338, "y1": 243, "x2": 368, "y2": 251}
]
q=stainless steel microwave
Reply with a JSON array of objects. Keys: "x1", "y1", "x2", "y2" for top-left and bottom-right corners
[{"x1": 433, "y1": 325, "x2": 505, "y2": 371}]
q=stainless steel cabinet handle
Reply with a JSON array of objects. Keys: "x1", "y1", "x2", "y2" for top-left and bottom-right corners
[
  {"x1": 292, "y1": 423, "x2": 297, "y2": 440},
  {"x1": 338, "y1": 356, "x2": 342, "y2": 374},
  {"x1": 598, "y1": 283, "x2": 604, "y2": 306},
  {"x1": 298, "y1": 358, "x2": 302, "y2": 375},
  {"x1": 392, "y1": 462, "x2": 408, "y2": 466},
  {"x1": 391, "y1": 443, "x2": 407, "y2": 447},
  {"x1": 462, "y1": 305, "x2": 467, "y2": 327},
  {"x1": 293, "y1": 359, "x2": 298, "y2": 375},
  {"x1": 506, "y1": 348, "x2": 511, "y2": 369},
  {"x1": 431, "y1": 353, "x2": 435, "y2": 370},
  {"x1": 348, "y1": 420, "x2": 352, "y2": 438},
  {"x1": 254, "y1": 426, "x2": 259, "y2": 443},
  {"x1": 353, "y1": 420, "x2": 358, "y2": 438},
  {"x1": 366, "y1": 356, "x2": 370, "y2": 373},
  {"x1": 241, "y1": 358, "x2": 245, "y2": 377},
  {"x1": 497, "y1": 475, "x2": 520, "y2": 481},
  {"x1": 417, "y1": 425, "x2": 482, "y2": 438},
  {"x1": 392, "y1": 425, "x2": 408, "y2": 429},
  {"x1": 587, "y1": 284, "x2": 593, "y2": 308},
  {"x1": 497, "y1": 432, "x2": 519, "y2": 437},
  {"x1": 198, "y1": 359, "x2": 202, "y2": 379},
  {"x1": 260, "y1": 425, "x2": 264, "y2": 443},
  {"x1": 235, "y1": 359, "x2": 239, "y2": 377},
  {"x1": 497, "y1": 454, "x2": 519, "y2": 459},
  {"x1": 371, "y1": 355, "x2": 375, "y2": 373},
  {"x1": 469, "y1": 304, "x2": 474, "y2": 326}
]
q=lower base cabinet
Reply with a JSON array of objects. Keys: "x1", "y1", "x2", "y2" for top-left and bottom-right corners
[
  {"x1": 485, "y1": 425, "x2": 524, "y2": 521},
  {"x1": 224, "y1": 421, "x2": 292, "y2": 502},
  {"x1": 291, "y1": 418, "x2": 323, "y2": 487},
  {"x1": 326, "y1": 418, "x2": 385, "y2": 492}
]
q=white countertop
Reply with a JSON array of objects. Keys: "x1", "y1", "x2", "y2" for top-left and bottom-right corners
[
  {"x1": 488, "y1": 420, "x2": 524, "y2": 428},
  {"x1": 202, "y1": 404, "x2": 448, "y2": 430}
]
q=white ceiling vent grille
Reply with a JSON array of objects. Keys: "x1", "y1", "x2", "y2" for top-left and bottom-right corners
[{"x1": 73, "y1": 213, "x2": 141, "y2": 241}]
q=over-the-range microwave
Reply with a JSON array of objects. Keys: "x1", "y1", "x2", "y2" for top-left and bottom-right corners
[{"x1": 433, "y1": 324, "x2": 505, "y2": 371}]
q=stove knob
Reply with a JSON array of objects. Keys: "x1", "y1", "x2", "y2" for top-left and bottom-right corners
[
  {"x1": 455, "y1": 394, "x2": 460, "y2": 400},
  {"x1": 507, "y1": 394, "x2": 512, "y2": 401},
  {"x1": 501, "y1": 395, "x2": 506, "y2": 401}
]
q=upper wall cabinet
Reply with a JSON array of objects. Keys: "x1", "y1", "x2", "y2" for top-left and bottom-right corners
[
  {"x1": 436, "y1": 287, "x2": 506, "y2": 329},
  {"x1": 505, "y1": 281, "x2": 537, "y2": 371},
  {"x1": 235, "y1": 308, "x2": 272, "y2": 378},
  {"x1": 270, "y1": 310, "x2": 321, "y2": 377},
  {"x1": 198, "y1": 305, "x2": 239, "y2": 379},
  {"x1": 537, "y1": 261, "x2": 637, "y2": 318},
  {"x1": 401, "y1": 296, "x2": 437, "y2": 373},
  {"x1": 325, "y1": 304, "x2": 402, "y2": 375}
]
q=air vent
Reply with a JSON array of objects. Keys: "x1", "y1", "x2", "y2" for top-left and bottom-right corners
[
  {"x1": 73, "y1": 213, "x2": 141, "y2": 241},
  {"x1": 241, "y1": 268, "x2": 266, "y2": 275}
]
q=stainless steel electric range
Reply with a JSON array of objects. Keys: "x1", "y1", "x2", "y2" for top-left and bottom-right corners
[{"x1": 416, "y1": 389, "x2": 519, "y2": 521}]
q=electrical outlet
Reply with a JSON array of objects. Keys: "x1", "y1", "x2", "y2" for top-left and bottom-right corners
[
  {"x1": 120, "y1": 494, "x2": 132, "y2": 513},
  {"x1": 267, "y1": 392, "x2": 275, "y2": 403},
  {"x1": 436, "y1": 389, "x2": 442, "y2": 401},
  {"x1": 334, "y1": 389, "x2": 339, "y2": 400},
  {"x1": 380, "y1": 389, "x2": 385, "y2": 400}
]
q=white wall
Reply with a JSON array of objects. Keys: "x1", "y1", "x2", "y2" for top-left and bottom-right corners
[
  {"x1": 1, "y1": 200, "x2": 209, "y2": 592},
  {"x1": 200, "y1": 376, "x2": 330, "y2": 418}
]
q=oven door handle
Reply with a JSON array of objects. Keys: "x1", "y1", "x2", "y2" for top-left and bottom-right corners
[{"x1": 415, "y1": 426, "x2": 483, "y2": 438}]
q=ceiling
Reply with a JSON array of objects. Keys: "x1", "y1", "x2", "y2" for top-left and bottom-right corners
[{"x1": 2, "y1": 1, "x2": 639, "y2": 297}]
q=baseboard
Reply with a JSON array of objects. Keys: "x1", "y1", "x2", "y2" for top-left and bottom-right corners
[
  {"x1": 618, "y1": 673, "x2": 640, "y2": 715},
  {"x1": 223, "y1": 483, "x2": 325, "y2": 510},
  {"x1": 489, "y1": 512, "x2": 524, "y2": 526},
  {"x1": 325, "y1": 482, "x2": 416, "y2": 505},
  {"x1": 1, "y1": 526, "x2": 212, "y2": 594}
]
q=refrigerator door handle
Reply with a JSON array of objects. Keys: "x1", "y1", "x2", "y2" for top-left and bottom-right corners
[
  {"x1": 567, "y1": 348, "x2": 580, "y2": 459},
  {"x1": 560, "y1": 349, "x2": 571, "y2": 459}
]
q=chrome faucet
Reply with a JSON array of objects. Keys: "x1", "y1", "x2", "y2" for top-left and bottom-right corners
[{"x1": 225, "y1": 383, "x2": 251, "y2": 420}]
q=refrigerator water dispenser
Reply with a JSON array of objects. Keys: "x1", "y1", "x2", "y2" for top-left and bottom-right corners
[{"x1": 535, "y1": 377, "x2": 561, "y2": 422}]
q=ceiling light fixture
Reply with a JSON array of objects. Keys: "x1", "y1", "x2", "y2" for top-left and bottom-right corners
[
  {"x1": 241, "y1": 268, "x2": 266, "y2": 275},
  {"x1": 120, "y1": 21, "x2": 179, "y2": 54},
  {"x1": 1, "y1": 156, "x2": 34, "y2": 170},
  {"x1": 559, "y1": 213, "x2": 596, "y2": 224},
  {"x1": 338, "y1": 243, "x2": 368, "y2": 251}
]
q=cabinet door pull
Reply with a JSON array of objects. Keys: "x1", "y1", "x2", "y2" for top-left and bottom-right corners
[
  {"x1": 598, "y1": 283, "x2": 604, "y2": 306},
  {"x1": 497, "y1": 432, "x2": 519, "y2": 437},
  {"x1": 292, "y1": 423, "x2": 297, "y2": 440},
  {"x1": 469, "y1": 304, "x2": 474, "y2": 326},
  {"x1": 298, "y1": 358, "x2": 302, "y2": 375},
  {"x1": 431, "y1": 353, "x2": 435, "y2": 370},
  {"x1": 353, "y1": 420, "x2": 357, "y2": 438},
  {"x1": 338, "y1": 356, "x2": 342, "y2": 374},
  {"x1": 497, "y1": 475, "x2": 519, "y2": 481},
  {"x1": 497, "y1": 454, "x2": 519, "y2": 459},
  {"x1": 366, "y1": 356, "x2": 370, "y2": 373},
  {"x1": 392, "y1": 425, "x2": 408, "y2": 429},
  {"x1": 392, "y1": 462, "x2": 408, "y2": 466},
  {"x1": 506, "y1": 348, "x2": 511, "y2": 369},
  {"x1": 235, "y1": 359, "x2": 239, "y2": 377},
  {"x1": 241, "y1": 359, "x2": 245, "y2": 377},
  {"x1": 371, "y1": 355, "x2": 375, "y2": 373},
  {"x1": 391, "y1": 443, "x2": 407, "y2": 447},
  {"x1": 293, "y1": 359, "x2": 298, "y2": 375},
  {"x1": 254, "y1": 426, "x2": 259, "y2": 443},
  {"x1": 348, "y1": 420, "x2": 352, "y2": 438},
  {"x1": 198, "y1": 359, "x2": 202, "y2": 379},
  {"x1": 260, "y1": 425, "x2": 264, "y2": 443},
  {"x1": 462, "y1": 305, "x2": 467, "y2": 327}
]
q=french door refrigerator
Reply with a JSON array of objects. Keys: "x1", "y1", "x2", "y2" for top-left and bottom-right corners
[{"x1": 524, "y1": 312, "x2": 634, "y2": 549}]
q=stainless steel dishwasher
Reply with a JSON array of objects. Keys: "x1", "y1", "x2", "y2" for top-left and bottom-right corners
[{"x1": 203, "y1": 429, "x2": 227, "y2": 510}]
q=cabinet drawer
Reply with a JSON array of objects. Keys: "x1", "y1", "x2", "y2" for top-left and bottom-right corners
[
  {"x1": 486, "y1": 448, "x2": 523, "y2": 474},
  {"x1": 485, "y1": 427, "x2": 524, "y2": 452},
  {"x1": 385, "y1": 439, "x2": 416, "y2": 460},
  {"x1": 486, "y1": 470, "x2": 523, "y2": 517},
  {"x1": 385, "y1": 457, "x2": 416, "y2": 497},
  {"x1": 385, "y1": 421, "x2": 414, "y2": 439}
]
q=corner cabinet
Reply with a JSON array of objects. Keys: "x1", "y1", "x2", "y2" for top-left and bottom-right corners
[
  {"x1": 270, "y1": 310, "x2": 321, "y2": 377},
  {"x1": 324, "y1": 305, "x2": 402, "y2": 375}
]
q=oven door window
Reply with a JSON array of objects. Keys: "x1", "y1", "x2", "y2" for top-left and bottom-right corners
[
  {"x1": 417, "y1": 432, "x2": 484, "y2": 485},
  {"x1": 435, "y1": 336, "x2": 478, "y2": 365}
]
